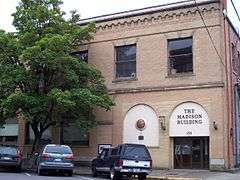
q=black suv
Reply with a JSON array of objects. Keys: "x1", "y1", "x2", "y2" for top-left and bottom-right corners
[{"x1": 91, "y1": 143, "x2": 152, "y2": 180}]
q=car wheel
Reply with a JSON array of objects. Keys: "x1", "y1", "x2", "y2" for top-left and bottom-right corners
[
  {"x1": 127, "y1": 174, "x2": 132, "y2": 178},
  {"x1": 15, "y1": 166, "x2": 22, "y2": 173},
  {"x1": 110, "y1": 168, "x2": 121, "y2": 180},
  {"x1": 138, "y1": 174, "x2": 147, "y2": 180},
  {"x1": 68, "y1": 170, "x2": 73, "y2": 177},
  {"x1": 92, "y1": 166, "x2": 98, "y2": 177}
]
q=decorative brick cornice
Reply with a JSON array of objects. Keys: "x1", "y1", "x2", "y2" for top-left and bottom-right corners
[{"x1": 96, "y1": 5, "x2": 220, "y2": 33}]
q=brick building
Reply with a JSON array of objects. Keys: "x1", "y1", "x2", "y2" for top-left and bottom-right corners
[{"x1": 1, "y1": 0, "x2": 240, "y2": 170}]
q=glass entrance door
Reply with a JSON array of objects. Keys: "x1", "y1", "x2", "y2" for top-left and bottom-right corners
[{"x1": 174, "y1": 137, "x2": 209, "y2": 169}]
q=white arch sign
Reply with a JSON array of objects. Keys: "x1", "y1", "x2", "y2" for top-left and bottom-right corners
[
  {"x1": 123, "y1": 104, "x2": 159, "y2": 147},
  {"x1": 169, "y1": 102, "x2": 210, "y2": 137}
]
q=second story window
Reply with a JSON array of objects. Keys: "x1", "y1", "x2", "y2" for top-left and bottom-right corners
[
  {"x1": 231, "y1": 43, "x2": 238, "y2": 71},
  {"x1": 238, "y1": 51, "x2": 240, "y2": 76},
  {"x1": 115, "y1": 44, "x2": 136, "y2": 79},
  {"x1": 168, "y1": 37, "x2": 193, "y2": 75},
  {"x1": 71, "y1": 50, "x2": 88, "y2": 63}
]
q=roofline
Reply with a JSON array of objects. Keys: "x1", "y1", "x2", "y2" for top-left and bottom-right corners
[{"x1": 78, "y1": 0, "x2": 220, "y2": 25}]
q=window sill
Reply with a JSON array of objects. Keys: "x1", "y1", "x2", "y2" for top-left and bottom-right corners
[
  {"x1": 112, "y1": 77, "x2": 138, "y2": 83},
  {"x1": 166, "y1": 72, "x2": 195, "y2": 78}
]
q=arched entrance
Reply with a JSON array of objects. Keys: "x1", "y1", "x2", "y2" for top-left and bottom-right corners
[
  {"x1": 169, "y1": 102, "x2": 210, "y2": 169},
  {"x1": 123, "y1": 104, "x2": 159, "y2": 147}
]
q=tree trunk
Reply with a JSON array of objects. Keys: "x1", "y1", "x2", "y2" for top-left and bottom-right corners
[{"x1": 31, "y1": 131, "x2": 42, "y2": 155}]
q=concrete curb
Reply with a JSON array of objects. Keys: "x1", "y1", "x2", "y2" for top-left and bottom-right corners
[
  {"x1": 73, "y1": 170, "x2": 202, "y2": 180},
  {"x1": 73, "y1": 170, "x2": 91, "y2": 176},
  {"x1": 74, "y1": 172, "x2": 91, "y2": 176},
  {"x1": 147, "y1": 177, "x2": 202, "y2": 180}
]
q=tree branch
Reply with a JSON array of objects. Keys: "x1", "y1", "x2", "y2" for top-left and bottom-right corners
[
  {"x1": 31, "y1": 120, "x2": 40, "y2": 136},
  {"x1": 41, "y1": 121, "x2": 56, "y2": 134},
  {"x1": 46, "y1": 70, "x2": 55, "y2": 90}
]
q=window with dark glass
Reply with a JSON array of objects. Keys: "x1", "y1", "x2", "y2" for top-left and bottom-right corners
[
  {"x1": 5, "y1": 136, "x2": 18, "y2": 142},
  {"x1": 115, "y1": 44, "x2": 136, "y2": 79},
  {"x1": 111, "y1": 148, "x2": 119, "y2": 156},
  {"x1": 168, "y1": 37, "x2": 193, "y2": 74},
  {"x1": 0, "y1": 118, "x2": 18, "y2": 143},
  {"x1": 231, "y1": 43, "x2": 239, "y2": 72},
  {"x1": 62, "y1": 124, "x2": 89, "y2": 146},
  {"x1": 71, "y1": 50, "x2": 88, "y2": 63},
  {"x1": 232, "y1": 44, "x2": 236, "y2": 69},
  {"x1": 100, "y1": 149, "x2": 109, "y2": 159},
  {"x1": 238, "y1": 51, "x2": 240, "y2": 76}
]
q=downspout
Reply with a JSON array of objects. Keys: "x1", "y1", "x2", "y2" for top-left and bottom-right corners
[
  {"x1": 228, "y1": 21, "x2": 234, "y2": 169},
  {"x1": 222, "y1": 0, "x2": 231, "y2": 169},
  {"x1": 222, "y1": 0, "x2": 240, "y2": 169},
  {"x1": 229, "y1": 27, "x2": 240, "y2": 168}
]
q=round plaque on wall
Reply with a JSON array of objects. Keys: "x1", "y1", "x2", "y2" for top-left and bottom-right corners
[{"x1": 136, "y1": 119, "x2": 146, "y2": 131}]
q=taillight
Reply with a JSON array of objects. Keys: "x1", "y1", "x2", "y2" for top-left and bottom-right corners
[
  {"x1": 150, "y1": 160, "x2": 153, "y2": 168},
  {"x1": 42, "y1": 154, "x2": 50, "y2": 160},
  {"x1": 116, "y1": 159, "x2": 123, "y2": 167},
  {"x1": 17, "y1": 149, "x2": 23, "y2": 160},
  {"x1": 65, "y1": 155, "x2": 74, "y2": 161}
]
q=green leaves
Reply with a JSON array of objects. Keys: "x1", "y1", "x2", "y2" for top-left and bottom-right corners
[
  {"x1": 0, "y1": 31, "x2": 21, "y2": 65},
  {"x1": 48, "y1": 88, "x2": 75, "y2": 109},
  {"x1": 0, "y1": 0, "x2": 114, "y2": 142},
  {"x1": 2, "y1": 92, "x2": 44, "y2": 121},
  {"x1": 13, "y1": 0, "x2": 65, "y2": 33},
  {"x1": 48, "y1": 87, "x2": 113, "y2": 112}
]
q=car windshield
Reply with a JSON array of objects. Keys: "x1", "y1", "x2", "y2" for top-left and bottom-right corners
[
  {"x1": 0, "y1": 147, "x2": 17, "y2": 155},
  {"x1": 45, "y1": 146, "x2": 72, "y2": 154},
  {"x1": 123, "y1": 146, "x2": 150, "y2": 159}
]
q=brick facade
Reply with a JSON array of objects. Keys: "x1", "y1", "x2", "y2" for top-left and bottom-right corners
[{"x1": 13, "y1": 0, "x2": 240, "y2": 170}]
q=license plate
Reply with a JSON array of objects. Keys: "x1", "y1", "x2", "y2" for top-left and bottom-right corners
[
  {"x1": 123, "y1": 160, "x2": 150, "y2": 167},
  {"x1": 133, "y1": 168, "x2": 140, "y2": 172},
  {"x1": 54, "y1": 158, "x2": 62, "y2": 162},
  {"x1": 1, "y1": 157, "x2": 12, "y2": 160}
]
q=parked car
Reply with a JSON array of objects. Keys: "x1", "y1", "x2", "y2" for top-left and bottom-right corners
[
  {"x1": 0, "y1": 145, "x2": 23, "y2": 172},
  {"x1": 36, "y1": 144, "x2": 74, "y2": 176},
  {"x1": 91, "y1": 143, "x2": 152, "y2": 180}
]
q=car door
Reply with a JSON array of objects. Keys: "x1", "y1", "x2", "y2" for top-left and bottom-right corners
[
  {"x1": 96, "y1": 148, "x2": 110, "y2": 172},
  {"x1": 102, "y1": 148, "x2": 112, "y2": 172}
]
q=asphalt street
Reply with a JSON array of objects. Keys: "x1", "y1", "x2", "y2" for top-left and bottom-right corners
[{"x1": 0, "y1": 171, "x2": 106, "y2": 180}]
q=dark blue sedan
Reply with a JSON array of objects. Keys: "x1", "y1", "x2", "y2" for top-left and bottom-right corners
[{"x1": 0, "y1": 145, "x2": 23, "y2": 172}]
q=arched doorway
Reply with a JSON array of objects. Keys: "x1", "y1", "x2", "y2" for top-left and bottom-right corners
[
  {"x1": 169, "y1": 102, "x2": 210, "y2": 169},
  {"x1": 123, "y1": 104, "x2": 159, "y2": 147}
]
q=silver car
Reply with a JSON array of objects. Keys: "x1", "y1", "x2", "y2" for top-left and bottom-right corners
[{"x1": 36, "y1": 144, "x2": 74, "y2": 176}]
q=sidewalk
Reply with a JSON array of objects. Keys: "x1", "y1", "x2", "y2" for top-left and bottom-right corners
[
  {"x1": 149, "y1": 169, "x2": 240, "y2": 180},
  {"x1": 74, "y1": 166, "x2": 240, "y2": 180}
]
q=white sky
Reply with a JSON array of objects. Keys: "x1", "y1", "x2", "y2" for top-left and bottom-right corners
[
  {"x1": 0, "y1": 0, "x2": 239, "y2": 33},
  {"x1": 227, "y1": 0, "x2": 240, "y2": 33}
]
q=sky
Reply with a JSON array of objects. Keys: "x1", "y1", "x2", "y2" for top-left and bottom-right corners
[
  {"x1": 0, "y1": 0, "x2": 239, "y2": 33},
  {"x1": 227, "y1": 0, "x2": 240, "y2": 33}
]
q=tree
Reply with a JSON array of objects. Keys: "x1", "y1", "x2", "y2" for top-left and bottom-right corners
[{"x1": 0, "y1": 0, "x2": 114, "y2": 153}]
